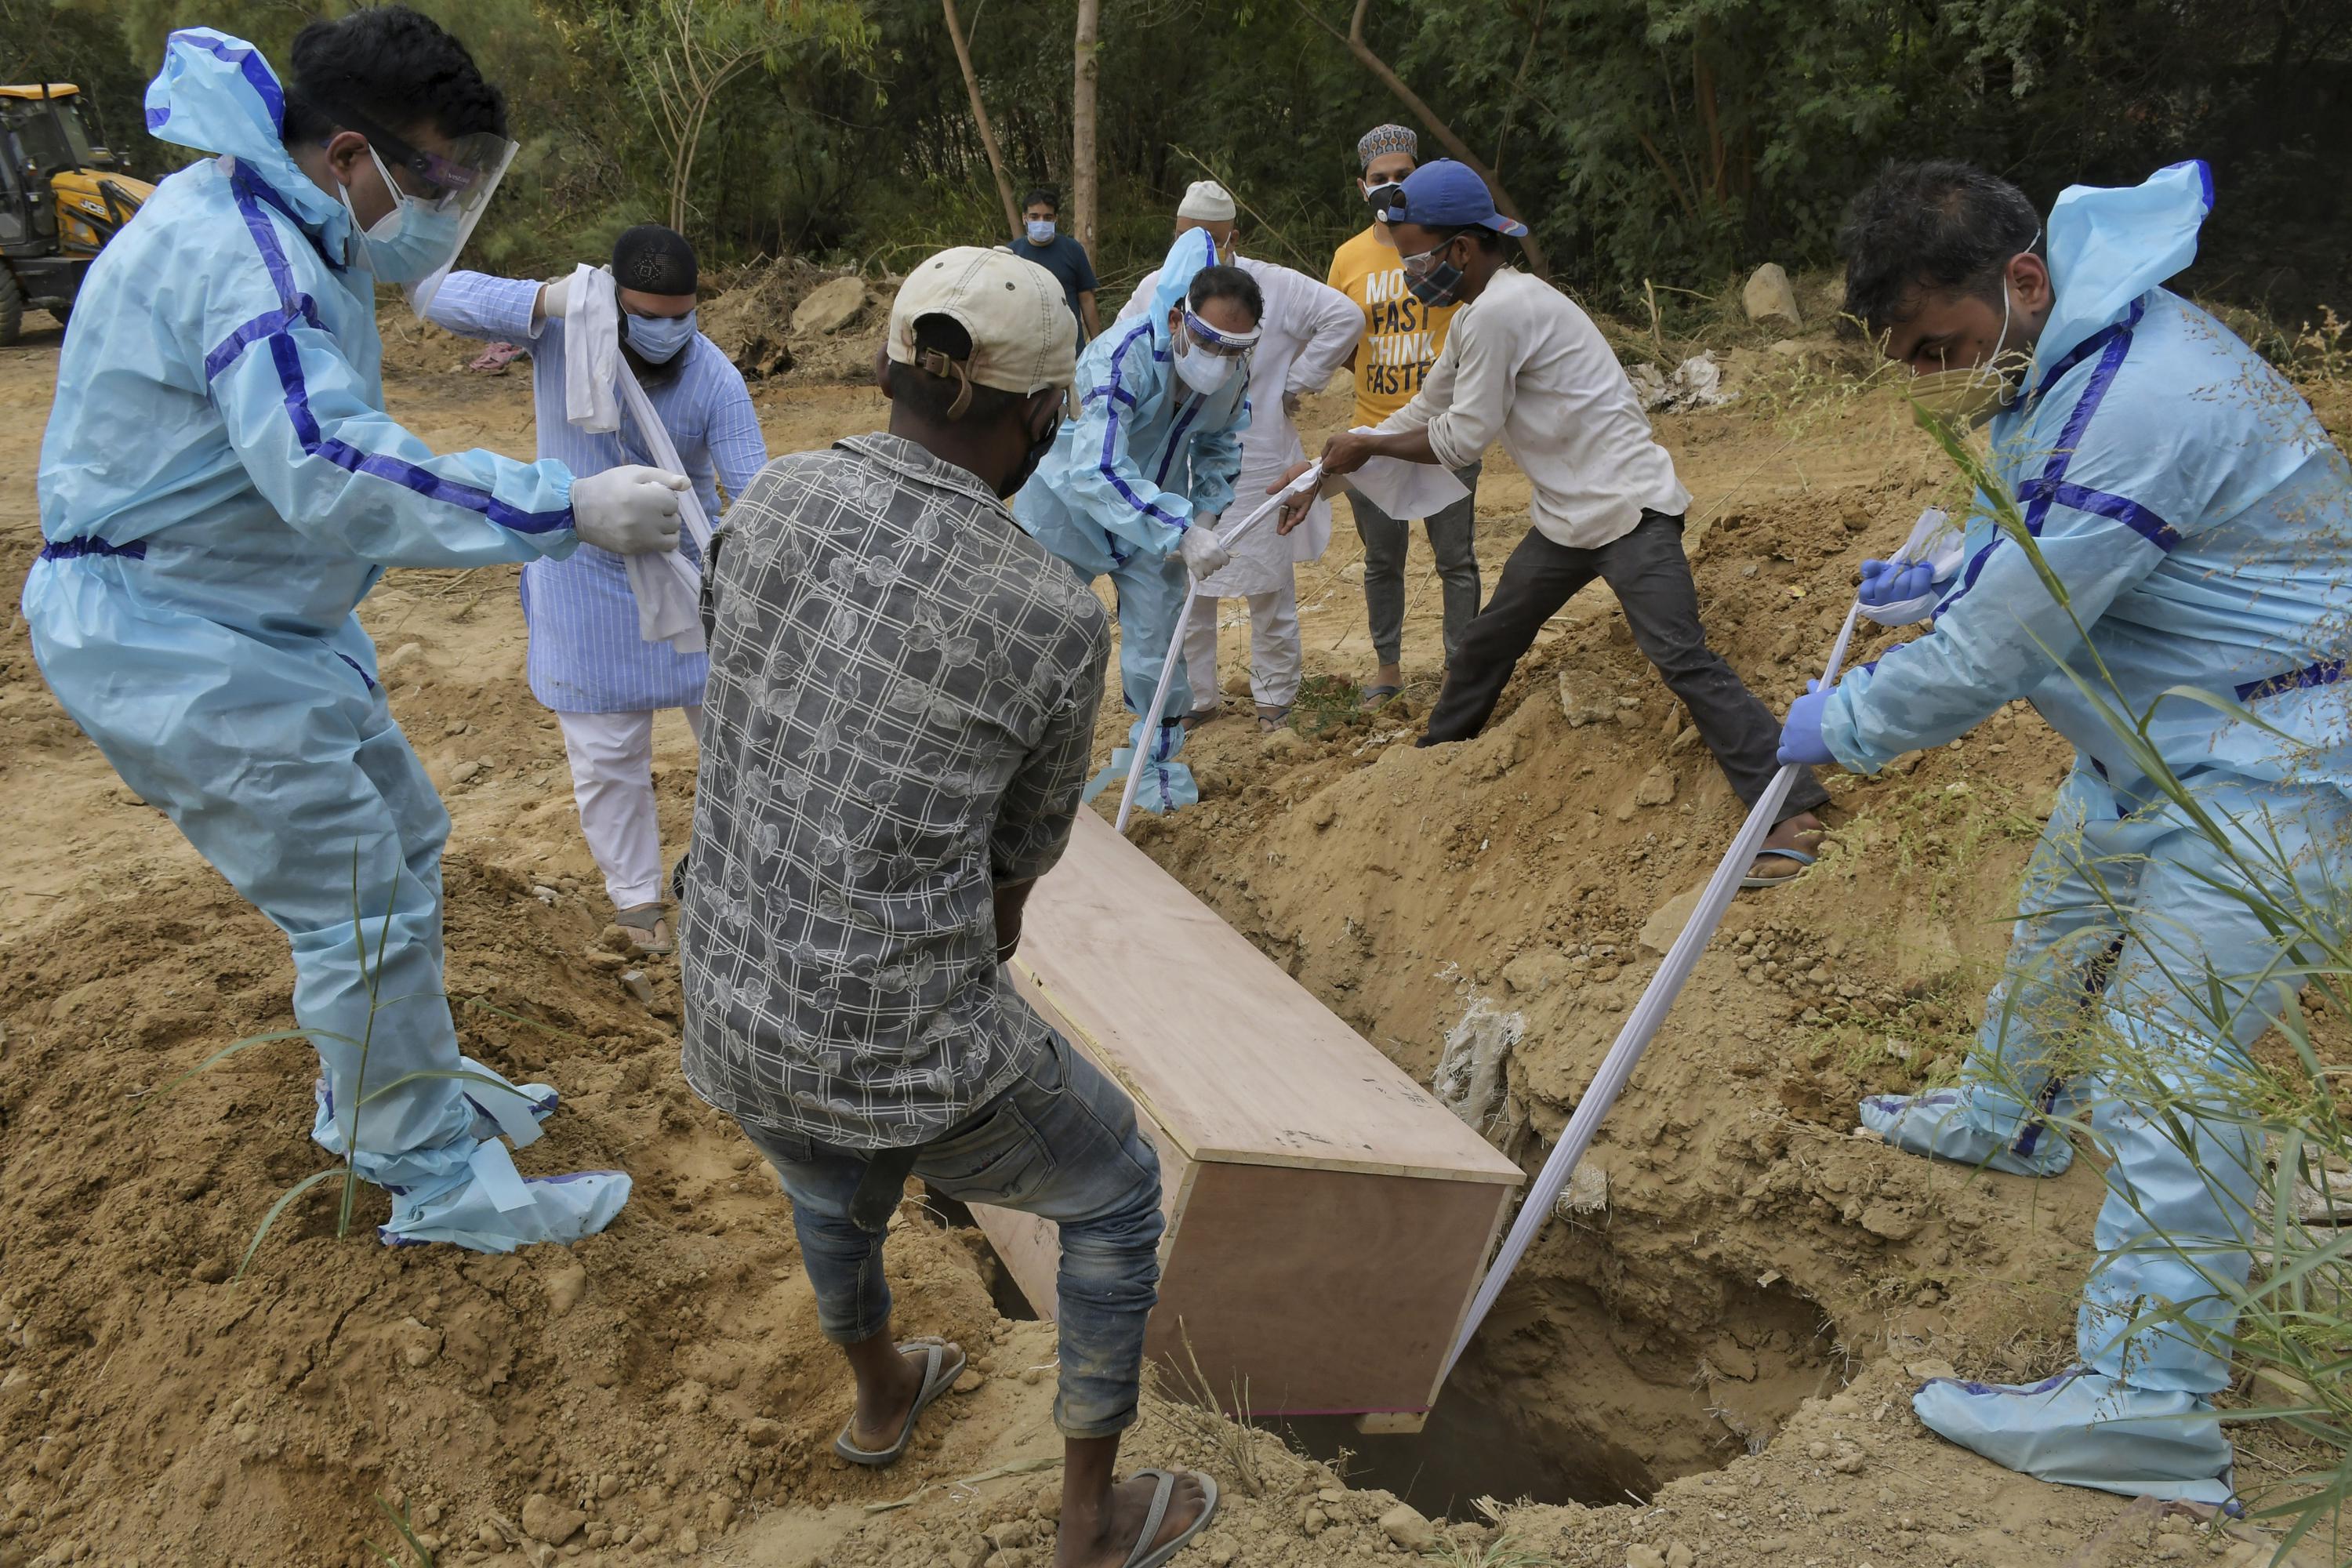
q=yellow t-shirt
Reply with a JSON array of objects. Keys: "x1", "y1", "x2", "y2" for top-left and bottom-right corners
[{"x1": 1326, "y1": 225, "x2": 1464, "y2": 428}]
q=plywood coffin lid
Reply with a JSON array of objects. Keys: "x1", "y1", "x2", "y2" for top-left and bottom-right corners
[{"x1": 1012, "y1": 811, "x2": 1523, "y2": 1186}]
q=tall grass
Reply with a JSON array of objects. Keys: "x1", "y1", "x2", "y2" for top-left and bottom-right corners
[{"x1": 1912, "y1": 399, "x2": 2352, "y2": 1560}]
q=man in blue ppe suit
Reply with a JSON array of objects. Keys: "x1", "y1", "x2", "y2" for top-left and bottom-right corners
[
  {"x1": 1014, "y1": 227, "x2": 1258, "y2": 812},
  {"x1": 23, "y1": 13, "x2": 691, "y2": 1250},
  {"x1": 1780, "y1": 159, "x2": 2352, "y2": 1503}
]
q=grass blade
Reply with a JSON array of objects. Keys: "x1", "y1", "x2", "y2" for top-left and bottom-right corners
[{"x1": 234, "y1": 1168, "x2": 340, "y2": 1282}]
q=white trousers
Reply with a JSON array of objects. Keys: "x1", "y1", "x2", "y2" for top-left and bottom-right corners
[
  {"x1": 557, "y1": 706, "x2": 702, "y2": 909},
  {"x1": 1181, "y1": 577, "x2": 1302, "y2": 711}
]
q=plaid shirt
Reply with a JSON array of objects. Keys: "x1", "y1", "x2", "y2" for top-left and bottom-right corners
[{"x1": 680, "y1": 434, "x2": 1111, "y2": 1149}]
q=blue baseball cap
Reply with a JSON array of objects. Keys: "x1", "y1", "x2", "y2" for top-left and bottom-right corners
[{"x1": 1378, "y1": 159, "x2": 1528, "y2": 237}]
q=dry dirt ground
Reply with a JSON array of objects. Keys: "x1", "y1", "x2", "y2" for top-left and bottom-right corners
[{"x1": 1, "y1": 296, "x2": 2346, "y2": 1568}]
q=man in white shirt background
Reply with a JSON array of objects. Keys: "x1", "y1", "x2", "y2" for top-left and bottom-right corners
[
  {"x1": 1119, "y1": 180, "x2": 1362, "y2": 729},
  {"x1": 1279, "y1": 161, "x2": 1827, "y2": 886}
]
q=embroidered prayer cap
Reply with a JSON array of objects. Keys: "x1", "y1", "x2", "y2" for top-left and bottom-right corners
[
  {"x1": 1356, "y1": 123, "x2": 1417, "y2": 170},
  {"x1": 612, "y1": 225, "x2": 698, "y2": 296}
]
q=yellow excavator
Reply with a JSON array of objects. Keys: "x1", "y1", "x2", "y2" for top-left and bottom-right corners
[{"x1": 1, "y1": 83, "x2": 156, "y2": 343}]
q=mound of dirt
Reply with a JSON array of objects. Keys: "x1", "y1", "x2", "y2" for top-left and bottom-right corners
[
  {"x1": 699, "y1": 256, "x2": 895, "y2": 387},
  {"x1": 376, "y1": 307, "x2": 494, "y2": 379},
  {"x1": 3, "y1": 325, "x2": 2345, "y2": 1568}
]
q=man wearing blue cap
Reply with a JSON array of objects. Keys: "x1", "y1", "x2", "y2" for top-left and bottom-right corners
[{"x1": 1279, "y1": 160, "x2": 1827, "y2": 886}]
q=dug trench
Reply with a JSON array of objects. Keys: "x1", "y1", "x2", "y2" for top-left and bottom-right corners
[{"x1": 1, "y1": 304, "x2": 2343, "y2": 1568}]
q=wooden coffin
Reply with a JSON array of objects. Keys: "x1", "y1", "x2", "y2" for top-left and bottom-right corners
[{"x1": 971, "y1": 811, "x2": 1523, "y2": 1428}]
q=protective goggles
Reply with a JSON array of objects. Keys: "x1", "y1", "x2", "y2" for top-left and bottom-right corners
[
  {"x1": 334, "y1": 107, "x2": 516, "y2": 212},
  {"x1": 1396, "y1": 238, "x2": 1460, "y2": 277},
  {"x1": 1180, "y1": 307, "x2": 1261, "y2": 359}
]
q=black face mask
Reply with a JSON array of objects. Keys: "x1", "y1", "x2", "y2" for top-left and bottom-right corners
[
  {"x1": 1003, "y1": 409, "x2": 1061, "y2": 496},
  {"x1": 1405, "y1": 260, "x2": 1464, "y2": 308},
  {"x1": 1404, "y1": 242, "x2": 1467, "y2": 307},
  {"x1": 1363, "y1": 180, "x2": 1403, "y2": 215}
]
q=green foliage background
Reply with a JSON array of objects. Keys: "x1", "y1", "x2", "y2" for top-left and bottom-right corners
[{"x1": 3, "y1": 0, "x2": 2345, "y2": 321}]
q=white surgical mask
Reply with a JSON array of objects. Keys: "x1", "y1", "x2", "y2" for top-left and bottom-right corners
[
  {"x1": 340, "y1": 142, "x2": 463, "y2": 285},
  {"x1": 1174, "y1": 340, "x2": 1236, "y2": 396},
  {"x1": 1025, "y1": 219, "x2": 1056, "y2": 245},
  {"x1": 626, "y1": 310, "x2": 697, "y2": 363}
]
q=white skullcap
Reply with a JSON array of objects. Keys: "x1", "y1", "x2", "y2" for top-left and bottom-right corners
[{"x1": 1176, "y1": 180, "x2": 1237, "y2": 222}]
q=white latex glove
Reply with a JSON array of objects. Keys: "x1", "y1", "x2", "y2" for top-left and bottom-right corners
[
  {"x1": 537, "y1": 273, "x2": 575, "y2": 323},
  {"x1": 1178, "y1": 521, "x2": 1230, "y2": 580},
  {"x1": 572, "y1": 465, "x2": 688, "y2": 556}
]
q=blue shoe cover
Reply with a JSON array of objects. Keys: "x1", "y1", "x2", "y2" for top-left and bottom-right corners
[
  {"x1": 379, "y1": 1138, "x2": 631, "y2": 1253},
  {"x1": 1860, "y1": 1089, "x2": 2073, "y2": 1177},
  {"x1": 1083, "y1": 748, "x2": 1200, "y2": 812},
  {"x1": 1914, "y1": 1367, "x2": 2234, "y2": 1505},
  {"x1": 456, "y1": 1055, "x2": 558, "y2": 1145},
  {"x1": 312, "y1": 1058, "x2": 558, "y2": 1159}
]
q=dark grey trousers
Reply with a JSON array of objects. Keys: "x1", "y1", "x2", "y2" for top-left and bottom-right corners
[
  {"x1": 1419, "y1": 511, "x2": 1828, "y2": 823},
  {"x1": 1352, "y1": 460, "x2": 1483, "y2": 669}
]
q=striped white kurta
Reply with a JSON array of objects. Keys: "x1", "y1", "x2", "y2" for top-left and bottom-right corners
[{"x1": 427, "y1": 270, "x2": 770, "y2": 712}]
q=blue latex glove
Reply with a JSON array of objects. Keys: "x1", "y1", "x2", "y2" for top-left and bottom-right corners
[
  {"x1": 1859, "y1": 557, "x2": 1936, "y2": 608},
  {"x1": 1778, "y1": 678, "x2": 1835, "y2": 767}
]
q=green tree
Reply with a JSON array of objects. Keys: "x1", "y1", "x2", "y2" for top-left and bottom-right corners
[{"x1": 585, "y1": 0, "x2": 873, "y2": 238}]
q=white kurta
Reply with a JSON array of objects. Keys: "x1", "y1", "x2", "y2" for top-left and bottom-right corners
[{"x1": 1120, "y1": 253, "x2": 1361, "y2": 597}]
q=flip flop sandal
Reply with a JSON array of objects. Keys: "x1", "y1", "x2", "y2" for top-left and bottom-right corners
[
  {"x1": 612, "y1": 903, "x2": 675, "y2": 955},
  {"x1": 1182, "y1": 706, "x2": 1221, "y2": 731},
  {"x1": 833, "y1": 1339, "x2": 967, "y2": 1467},
  {"x1": 1359, "y1": 684, "x2": 1402, "y2": 709},
  {"x1": 1119, "y1": 1468, "x2": 1221, "y2": 1568},
  {"x1": 1257, "y1": 707, "x2": 1292, "y2": 733},
  {"x1": 1740, "y1": 847, "x2": 1817, "y2": 889}
]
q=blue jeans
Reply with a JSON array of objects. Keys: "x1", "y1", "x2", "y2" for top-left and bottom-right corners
[{"x1": 735, "y1": 1030, "x2": 1165, "y2": 1439}]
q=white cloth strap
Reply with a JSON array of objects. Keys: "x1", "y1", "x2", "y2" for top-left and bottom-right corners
[
  {"x1": 1441, "y1": 598, "x2": 1866, "y2": 1378},
  {"x1": 1113, "y1": 463, "x2": 1323, "y2": 832},
  {"x1": 560, "y1": 264, "x2": 713, "y2": 653}
]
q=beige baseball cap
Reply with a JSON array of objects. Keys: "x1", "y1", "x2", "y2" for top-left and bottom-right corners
[{"x1": 887, "y1": 245, "x2": 1077, "y2": 399}]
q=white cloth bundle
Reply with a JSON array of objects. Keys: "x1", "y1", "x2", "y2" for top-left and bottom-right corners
[{"x1": 560, "y1": 263, "x2": 713, "y2": 654}]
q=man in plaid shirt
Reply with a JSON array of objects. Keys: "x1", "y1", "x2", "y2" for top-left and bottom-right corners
[{"x1": 681, "y1": 248, "x2": 1218, "y2": 1567}]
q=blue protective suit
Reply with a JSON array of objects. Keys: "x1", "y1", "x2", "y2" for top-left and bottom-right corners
[
  {"x1": 1828, "y1": 162, "x2": 2352, "y2": 1503},
  {"x1": 20, "y1": 30, "x2": 629, "y2": 1250},
  {"x1": 1013, "y1": 228, "x2": 1250, "y2": 811}
]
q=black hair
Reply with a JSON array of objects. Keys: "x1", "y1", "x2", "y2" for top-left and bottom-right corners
[
  {"x1": 1838, "y1": 160, "x2": 2041, "y2": 336},
  {"x1": 1428, "y1": 223, "x2": 1505, "y2": 256},
  {"x1": 1022, "y1": 187, "x2": 1059, "y2": 214},
  {"x1": 887, "y1": 313, "x2": 1022, "y2": 424},
  {"x1": 281, "y1": 5, "x2": 506, "y2": 145},
  {"x1": 613, "y1": 224, "x2": 699, "y2": 296},
  {"x1": 1185, "y1": 263, "x2": 1263, "y2": 324}
]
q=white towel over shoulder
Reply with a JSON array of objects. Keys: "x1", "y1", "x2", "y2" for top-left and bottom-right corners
[{"x1": 560, "y1": 263, "x2": 713, "y2": 653}]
